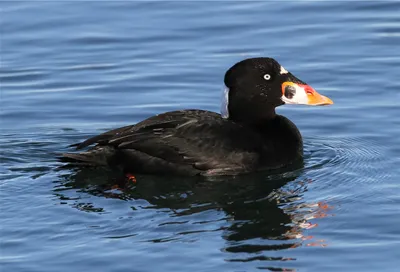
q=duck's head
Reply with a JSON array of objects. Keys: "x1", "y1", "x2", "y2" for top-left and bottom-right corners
[{"x1": 222, "y1": 57, "x2": 333, "y2": 123}]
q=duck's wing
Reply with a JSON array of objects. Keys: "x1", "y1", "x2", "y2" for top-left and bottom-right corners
[
  {"x1": 62, "y1": 110, "x2": 264, "y2": 175},
  {"x1": 74, "y1": 110, "x2": 206, "y2": 150}
]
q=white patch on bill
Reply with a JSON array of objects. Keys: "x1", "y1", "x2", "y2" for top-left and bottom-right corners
[
  {"x1": 280, "y1": 65, "x2": 289, "y2": 74},
  {"x1": 281, "y1": 84, "x2": 308, "y2": 104},
  {"x1": 221, "y1": 86, "x2": 230, "y2": 118}
]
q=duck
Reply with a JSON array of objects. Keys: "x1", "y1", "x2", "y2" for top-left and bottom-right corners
[{"x1": 61, "y1": 57, "x2": 333, "y2": 176}]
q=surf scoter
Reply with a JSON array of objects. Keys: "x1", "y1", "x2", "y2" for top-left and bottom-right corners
[{"x1": 61, "y1": 57, "x2": 333, "y2": 176}]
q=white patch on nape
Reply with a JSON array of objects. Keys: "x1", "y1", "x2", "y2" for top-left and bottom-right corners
[
  {"x1": 220, "y1": 86, "x2": 230, "y2": 118},
  {"x1": 280, "y1": 65, "x2": 289, "y2": 74}
]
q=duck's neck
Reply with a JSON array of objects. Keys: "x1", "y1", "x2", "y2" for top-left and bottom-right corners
[
  {"x1": 228, "y1": 108, "x2": 277, "y2": 126},
  {"x1": 269, "y1": 114, "x2": 303, "y2": 162},
  {"x1": 245, "y1": 114, "x2": 304, "y2": 167}
]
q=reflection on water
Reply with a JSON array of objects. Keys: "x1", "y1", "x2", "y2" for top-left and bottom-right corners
[
  {"x1": 54, "y1": 166, "x2": 333, "y2": 268},
  {"x1": 2, "y1": 130, "x2": 386, "y2": 271}
]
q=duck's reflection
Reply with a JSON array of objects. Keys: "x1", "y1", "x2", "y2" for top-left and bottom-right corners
[{"x1": 54, "y1": 167, "x2": 331, "y2": 267}]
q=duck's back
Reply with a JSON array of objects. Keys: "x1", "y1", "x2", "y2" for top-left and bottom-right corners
[{"x1": 62, "y1": 110, "x2": 277, "y2": 176}]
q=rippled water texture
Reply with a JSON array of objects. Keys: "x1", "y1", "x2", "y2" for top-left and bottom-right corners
[{"x1": 1, "y1": 2, "x2": 400, "y2": 272}]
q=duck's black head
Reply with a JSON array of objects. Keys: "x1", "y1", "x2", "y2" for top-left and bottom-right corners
[{"x1": 222, "y1": 57, "x2": 333, "y2": 124}]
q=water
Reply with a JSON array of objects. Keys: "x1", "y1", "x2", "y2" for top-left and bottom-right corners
[{"x1": 1, "y1": 1, "x2": 400, "y2": 271}]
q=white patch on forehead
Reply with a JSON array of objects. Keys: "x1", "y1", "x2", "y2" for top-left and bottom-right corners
[
  {"x1": 221, "y1": 86, "x2": 230, "y2": 119},
  {"x1": 280, "y1": 65, "x2": 289, "y2": 74}
]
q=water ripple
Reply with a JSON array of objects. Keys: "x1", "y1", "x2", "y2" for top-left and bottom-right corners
[
  {"x1": 303, "y1": 136, "x2": 390, "y2": 205},
  {"x1": 2, "y1": 1, "x2": 400, "y2": 271}
]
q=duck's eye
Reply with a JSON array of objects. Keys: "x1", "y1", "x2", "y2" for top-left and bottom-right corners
[{"x1": 263, "y1": 74, "x2": 271, "y2": 81}]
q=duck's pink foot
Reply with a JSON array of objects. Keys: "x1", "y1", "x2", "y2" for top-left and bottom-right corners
[{"x1": 125, "y1": 173, "x2": 137, "y2": 184}]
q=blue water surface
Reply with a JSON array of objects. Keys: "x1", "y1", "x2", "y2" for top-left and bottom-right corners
[{"x1": 1, "y1": 1, "x2": 400, "y2": 271}]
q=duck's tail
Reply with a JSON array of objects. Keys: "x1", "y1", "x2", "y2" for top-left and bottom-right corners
[{"x1": 59, "y1": 146, "x2": 116, "y2": 166}]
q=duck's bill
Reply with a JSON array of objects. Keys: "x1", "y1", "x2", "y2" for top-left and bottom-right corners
[{"x1": 281, "y1": 82, "x2": 333, "y2": 106}]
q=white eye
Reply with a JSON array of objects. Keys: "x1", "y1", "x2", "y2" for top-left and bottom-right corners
[{"x1": 263, "y1": 74, "x2": 271, "y2": 80}]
